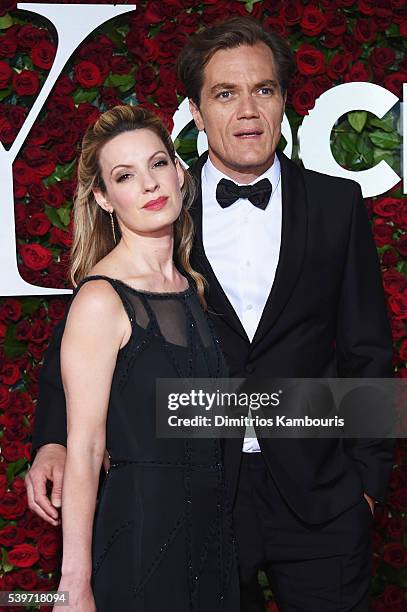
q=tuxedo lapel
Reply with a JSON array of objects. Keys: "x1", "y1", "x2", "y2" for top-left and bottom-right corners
[
  {"x1": 189, "y1": 153, "x2": 250, "y2": 342},
  {"x1": 250, "y1": 150, "x2": 308, "y2": 349}
]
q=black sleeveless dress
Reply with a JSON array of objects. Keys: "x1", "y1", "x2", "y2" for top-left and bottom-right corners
[{"x1": 67, "y1": 275, "x2": 239, "y2": 612}]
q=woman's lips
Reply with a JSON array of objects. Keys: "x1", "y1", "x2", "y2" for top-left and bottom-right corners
[{"x1": 143, "y1": 196, "x2": 168, "y2": 211}]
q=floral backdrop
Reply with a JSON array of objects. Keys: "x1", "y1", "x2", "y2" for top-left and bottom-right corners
[{"x1": 0, "y1": 0, "x2": 406, "y2": 610}]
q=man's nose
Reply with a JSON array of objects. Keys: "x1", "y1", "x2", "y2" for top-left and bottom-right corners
[{"x1": 237, "y1": 93, "x2": 260, "y2": 119}]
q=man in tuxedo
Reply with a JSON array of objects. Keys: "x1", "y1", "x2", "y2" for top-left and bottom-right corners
[{"x1": 27, "y1": 17, "x2": 394, "y2": 611}]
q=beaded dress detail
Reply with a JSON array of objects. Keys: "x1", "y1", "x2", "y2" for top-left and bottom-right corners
[{"x1": 67, "y1": 276, "x2": 238, "y2": 612}]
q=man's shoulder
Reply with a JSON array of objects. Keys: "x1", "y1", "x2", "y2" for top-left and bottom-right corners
[{"x1": 301, "y1": 164, "x2": 360, "y2": 196}]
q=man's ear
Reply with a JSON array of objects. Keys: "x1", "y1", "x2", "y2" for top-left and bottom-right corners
[
  {"x1": 93, "y1": 188, "x2": 112, "y2": 213},
  {"x1": 175, "y1": 158, "x2": 185, "y2": 189},
  {"x1": 189, "y1": 99, "x2": 205, "y2": 132}
]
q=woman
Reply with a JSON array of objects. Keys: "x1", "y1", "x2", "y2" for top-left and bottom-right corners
[{"x1": 53, "y1": 105, "x2": 238, "y2": 611}]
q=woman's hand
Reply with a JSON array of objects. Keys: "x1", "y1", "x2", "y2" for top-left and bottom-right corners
[{"x1": 53, "y1": 576, "x2": 96, "y2": 612}]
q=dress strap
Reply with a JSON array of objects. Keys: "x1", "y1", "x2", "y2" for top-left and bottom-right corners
[{"x1": 72, "y1": 275, "x2": 135, "y2": 326}]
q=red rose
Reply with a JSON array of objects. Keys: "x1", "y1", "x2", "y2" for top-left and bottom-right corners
[
  {"x1": 0, "y1": 363, "x2": 20, "y2": 385},
  {"x1": 296, "y1": 44, "x2": 325, "y2": 76},
  {"x1": 291, "y1": 82, "x2": 317, "y2": 116},
  {"x1": 0, "y1": 34, "x2": 17, "y2": 58},
  {"x1": 14, "y1": 391, "x2": 34, "y2": 415},
  {"x1": 75, "y1": 60, "x2": 103, "y2": 89},
  {"x1": 14, "y1": 569, "x2": 38, "y2": 590},
  {"x1": 357, "y1": 0, "x2": 375, "y2": 15},
  {"x1": 12, "y1": 70, "x2": 40, "y2": 97},
  {"x1": 390, "y1": 318, "x2": 406, "y2": 342},
  {"x1": 384, "y1": 72, "x2": 407, "y2": 98},
  {"x1": 0, "y1": 298, "x2": 22, "y2": 322},
  {"x1": 8, "y1": 105, "x2": 27, "y2": 132},
  {"x1": 54, "y1": 74, "x2": 75, "y2": 97},
  {"x1": 354, "y1": 17, "x2": 377, "y2": 43},
  {"x1": 24, "y1": 146, "x2": 56, "y2": 179},
  {"x1": 17, "y1": 24, "x2": 44, "y2": 49},
  {"x1": 372, "y1": 218, "x2": 393, "y2": 246},
  {"x1": 381, "y1": 248, "x2": 399, "y2": 267},
  {"x1": 49, "y1": 226, "x2": 72, "y2": 247},
  {"x1": 0, "y1": 525, "x2": 26, "y2": 547},
  {"x1": 0, "y1": 0, "x2": 16, "y2": 17},
  {"x1": 19, "y1": 243, "x2": 53, "y2": 271},
  {"x1": 76, "y1": 102, "x2": 100, "y2": 129},
  {"x1": 342, "y1": 34, "x2": 362, "y2": 60},
  {"x1": 300, "y1": 6, "x2": 326, "y2": 36},
  {"x1": 382, "y1": 542, "x2": 407, "y2": 569},
  {"x1": 382, "y1": 270, "x2": 407, "y2": 295},
  {"x1": 26, "y1": 213, "x2": 51, "y2": 237},
  {"x1": 283, "y1": 0, "x2": 303, "y2": 25},
  {"x1": 388, "y1": 291, "x2": 407, "y2": 319},
  {"x1": 0, "y1": 116, "x2": 13, "y2": 144},
  {"x1": 31, "y1": 40, "x2": 56, "y2": 70},
  {"x1": 45, "y1": 184, "x2": 64, "y2": 208},
  {"x1": 370, "y1": 47, "x2": 396, "y2": 69},
  {"x1": 1, "y1": 440, "x2": 26, "y2": 461},
  {"x1": 0, "y1": 474, "x2": 6, "y2": 498},
  {"x1": 109, "y1": 56, "x2": 132, "y2": 75},
  {"x1": 263, "y1": 15, "x2": 288, "y2": 38},
  {"x1": 395, "y1": 235, "x2": 407, "y2": 257},
  {"x1": 327, "y1": 52, "x2": 352, "y2": 79},
  {"x1": 0, "y1": 384, "x2": 11, "y2": 408},
  {"x1": 0, "y1": 60, "x2": 12, "y2": 88},
  {"x1": 22, "y1": 514, "x2": 45, "y2": 539},
  {"x1": 13, "y1": 159, "x2": 36, "y2": 185},
  {"x1": 48, "y1": 298, "x2": 68, "y2": 320},
  {"x1": 29, "y1": 319, "x2": 51, "y2": 344},
  {"x1": 100, "y1": 87, "x2": 122, "y2": 108},
  {"x1": 0, "y1": 491, "x2": 27, "y2": 519},
  {"x1": 388, "y1": 487, "x2": 407, "y2": 511},
  {"x1": 386, "y1": 516, "x2": 406, "y2": 540},
  {"x1": 52, "y1": 142, "x2": 76, "y2": 164},
  {"x1": 38, "y1": 529, "x2": 62, "y2": 559},
  {"x1": 325, "y1": 11, "x2": 347, "y2": 35},
  {"x1": 7, "y1": 543, "x2": 39, "y2": 568},
  {"x1": 344, "y1": 61, "x2": 370, "y2": 82},
  {"x1": 373, "y1": 197, "x2": 403, "y2": 217},
  {"x1": 137, "y1": 64, "x2": 158, "y2": 95}
]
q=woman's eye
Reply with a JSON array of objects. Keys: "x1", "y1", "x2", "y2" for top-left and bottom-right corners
[
  {"x1": 153, "y1": 159, "x2": 168, "y2": 168},
  {"x1": 117, "y1": 173, "x2": 131, "y2": 183}
]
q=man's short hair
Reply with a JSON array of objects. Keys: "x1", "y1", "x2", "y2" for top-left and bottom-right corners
[{"x1": 177, "y1": 17, "x2": 296, "y2": 106}]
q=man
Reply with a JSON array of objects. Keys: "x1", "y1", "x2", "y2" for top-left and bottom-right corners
[{"x1": 27, "y1": 17, "x2": 394, "y2": 611}]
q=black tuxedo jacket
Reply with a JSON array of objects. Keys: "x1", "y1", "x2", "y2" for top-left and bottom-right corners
[{"x1": 32, "y1": 149, "x2": 394, "y2": 524}]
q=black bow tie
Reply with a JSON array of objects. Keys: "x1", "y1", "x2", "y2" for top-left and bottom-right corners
[{"x1": 216, "y1": 177, "x2": 272, "y2": 210}]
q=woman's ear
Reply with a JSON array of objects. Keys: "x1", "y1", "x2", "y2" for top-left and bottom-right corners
[
  {"x1": 93, "y1": 188, "x2": 112, "y2": 213},
  {"x1": 175, "y1": 158, "x2": 185, "y2": 189}
]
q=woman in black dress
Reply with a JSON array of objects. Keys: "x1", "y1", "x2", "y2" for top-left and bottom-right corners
[{"x1": 54, "y1": 105, "x2": 238, "y2": 611}]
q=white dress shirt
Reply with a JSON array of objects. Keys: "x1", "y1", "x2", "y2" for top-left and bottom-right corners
[{"x1": 201, "y1": 155, "x2": 282, "y2": 452}]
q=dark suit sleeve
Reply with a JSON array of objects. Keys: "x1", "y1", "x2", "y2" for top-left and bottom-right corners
[
  {"x1": 336, "y1": 181, "x2": 395, "y2": 504},
  {"x1": 30, "y1": 317, "x2": 67, "y2": 463}
]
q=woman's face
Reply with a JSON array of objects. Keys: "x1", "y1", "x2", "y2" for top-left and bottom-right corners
[{"x1": 94, "y1": 128, "x2": 184, "y2": 236}]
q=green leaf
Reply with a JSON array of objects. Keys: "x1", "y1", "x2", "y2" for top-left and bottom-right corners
[
  {"x1": 104, "y1": 73, "x2": 135, "y2": 92},
  {"x1": 396, "y1": 261, "x2": 407, "y2": 276},
  {"x1": 348, "y1": 111, "x2": 367, "y2": 133},
  {"x1": 368, "y1": 114, "x2": 395, "y2": 133},
  {"x1": 6, "y1": 457, "x2": 27, "y2": 484},
  {"x1": 45, "y1": 204, "x2": 67, "y2": 231},
  {"x1": 372, "y1": 149, "x2": 396, "y2": 170},
  {"x1": 0, "y1": 14, "x2": 13, "y2": 29},
  {"x1": 21, "y1": 297, "x2": 41, "y2": 316},
  {"x1": 369, "y1": 130, "x2": 401, "y2": 150},
  {"x1": 0, "y1": 88, "x2": 11, "y2": 101},
  {"x1": 244, "y1": 0, "x2": 263, "y2": 12},
  {"x1": 57, "y1": 207, "x2": 71, "y2": 227},
  {"x1": 337, "y1": 132, "x2": 358, "y2": 154},
  {"x1": 73, "y1": 88, "x2": 98, "y2": 104},
  {"x1": 3, "y1": 325, "x2": 26, "y2": 359}
]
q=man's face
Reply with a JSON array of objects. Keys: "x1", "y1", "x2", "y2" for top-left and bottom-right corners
[{"x1": 190, "y1": 42, "x2": 286, "y2": 184}]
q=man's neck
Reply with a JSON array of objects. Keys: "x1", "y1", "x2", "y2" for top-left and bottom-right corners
[{"x1": 207, "y1": 151, "x2": 276, "y2": 184}]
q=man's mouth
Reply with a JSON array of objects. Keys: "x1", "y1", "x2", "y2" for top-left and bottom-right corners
[{"x1": 234, "y1": 130, "x2": 263, "y2": 139}]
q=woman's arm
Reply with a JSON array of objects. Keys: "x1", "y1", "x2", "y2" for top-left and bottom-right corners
[{"x1": 58, "y1": 280, "x2": 128, "y2": 600}]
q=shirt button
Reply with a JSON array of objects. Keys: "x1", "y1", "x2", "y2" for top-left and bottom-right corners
[
  {"x1": 246, "y1": 261, "x2": 251, "y2": 267},
  {"x1": 246, "y1": 304, "x2": 253, "y2": 311}
]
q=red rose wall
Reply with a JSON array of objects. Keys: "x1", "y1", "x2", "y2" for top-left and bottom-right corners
[{"x1": 0, "y1": 1, "x2": 406, "y2": 611}]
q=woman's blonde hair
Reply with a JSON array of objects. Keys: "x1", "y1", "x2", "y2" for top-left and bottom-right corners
[{"x1": 69, "y1": 105, "x2": 207, "y2": 307}]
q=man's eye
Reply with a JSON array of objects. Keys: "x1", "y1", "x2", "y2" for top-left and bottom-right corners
[
  {"x1": 259, "y1": 87, "x2": 273, "y2": 95},
  {"x1": 153, "y1": 159, "x2": 168, "y2": 168},
  {"x1": 117, "y1": 173, "x2": 131, "y2": 182},
  {"x1": 216, "y1": 91, "x2": 231, "y2": 99}
]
